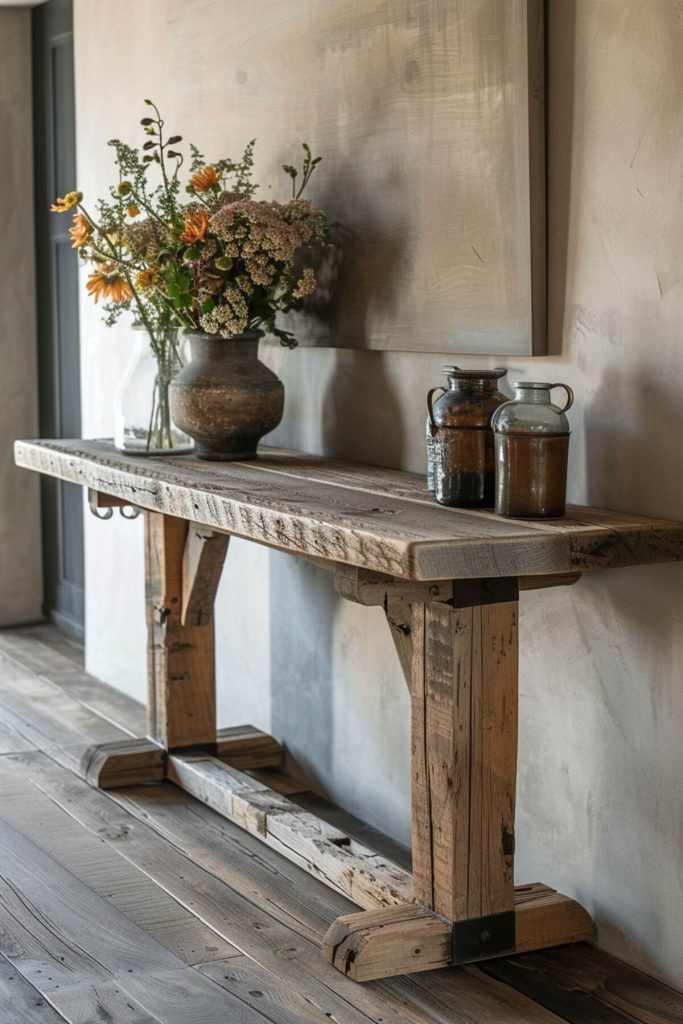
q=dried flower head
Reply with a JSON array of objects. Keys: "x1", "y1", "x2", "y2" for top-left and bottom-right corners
[
  {"x1": 68, "y1": 213, "x2": 91, "y2": 249},
  {"x1": 135, "y1": 268, "x2": 159, "y2": 292},
  {"x1": 86, "y1": 263, "x2": 132, "y2": 304},
  {"x1": 292, "y1": 266, "x2": 317, "y2": 299},
  {"x1": 124, "y1": 218, "x2": 163, "y2": 259},
  {"x1": 51, "y1": 190, "x2": 82, "y2": 213}
]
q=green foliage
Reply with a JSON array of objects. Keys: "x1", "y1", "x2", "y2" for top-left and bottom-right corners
[{"x1": 63, "y1": 102, "x2": 331, "y2": 349}]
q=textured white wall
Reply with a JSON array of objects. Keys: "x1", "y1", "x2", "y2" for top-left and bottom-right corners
[
  {"x1": 75, "y1": 0, "x2": 683, "y2": 986},
  {"x1": 0, "y1": 9, "x2": 43, "y2": 626}
]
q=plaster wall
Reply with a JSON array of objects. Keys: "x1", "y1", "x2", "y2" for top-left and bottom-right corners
[
  {"x1": 75, "y1": 0, "x2": 683, "y2": 985},
  {"x1": 0, "y1": 8, "x2": 42, "y2": 625}
]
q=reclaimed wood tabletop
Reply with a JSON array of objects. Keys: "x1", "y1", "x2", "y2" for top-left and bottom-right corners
[{"x1": 15, "y1": 437, "x2": 683, "y2": 581}]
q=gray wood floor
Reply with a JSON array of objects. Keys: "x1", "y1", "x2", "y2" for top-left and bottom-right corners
[{"x1": 0, "y1": 625, "x2": 681, "y2": 1024}]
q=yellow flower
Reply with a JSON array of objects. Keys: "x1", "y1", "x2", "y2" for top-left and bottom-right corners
[
  {"x1": 86, "y1": 263, "x2": 132, "y2": 304},
  {"x1": 51, "y1": 190, "x2": 82, "y2": 213},
  {"x1": 126, "y1": 204, "x2": 140, "y2": 218},
  {"x1": 68, "y1": 213, "x2": 91, "y2": 249},
  {"x1": 135, "y1": 268, "x2": 158, "y2": 292},
  {"x1": 179, "y1": 209, "x2": 209, "y2": 243},
  {"x1": 189, "y1": 165, "x2": 219, "y2": 193}
]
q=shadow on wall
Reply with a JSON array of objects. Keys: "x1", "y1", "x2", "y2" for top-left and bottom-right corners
[
  {"x1": 267, "y1": 157, "x2": 409, "y2": 791},
  {"x1": 306, "y1": 152, "x2": 409, "y2": 468},
  {"x1": 268, "y1": 552, "x2": 338, "y2": 796},
  {"x1": 584, "y1": 362, "x2": 683, "y2": 517},
  {"x1": 547, "y1": 0, "x2": 577, "y2": 358}
]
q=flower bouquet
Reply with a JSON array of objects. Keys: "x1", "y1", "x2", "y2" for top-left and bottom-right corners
[{"x1": 52, "y1": 100, "x2": 331, "y2": 456}]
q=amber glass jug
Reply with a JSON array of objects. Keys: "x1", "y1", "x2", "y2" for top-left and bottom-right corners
[
  {"x1": 491, "y1": 382, "x2": 573, "y2": 518},
  {"x1": 427, "y1": 368, "x2": 507, "y2": 507}
]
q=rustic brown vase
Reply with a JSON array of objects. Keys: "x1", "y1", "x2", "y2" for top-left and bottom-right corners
[{"x1": 169, "y1": 331, "x2": 284, "y2": 461}]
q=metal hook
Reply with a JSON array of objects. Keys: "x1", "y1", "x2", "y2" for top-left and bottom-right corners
[
  {"x1": 119, "y1": 506, "x2": 140, "y2": 520},
  {"x1": 89, "y1": 505, "x2": 114, "y2": 520}
]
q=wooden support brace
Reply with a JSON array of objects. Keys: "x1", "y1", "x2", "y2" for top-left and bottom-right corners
[
  {"x1": 335, "y1": 566, "x2": 581, "y2": 609},
  {"x1": 80, "y1": 725, "x2": 284, "y2": 790},
  {"x1": 384, "y1": 597, "x2": 415, "y2": 690},
  {"x1": 182, "y1": 522, "x2": 230, "y2": 626},
  {"x1": 322, "y1": 884, "x2": 593, "y2": 982},
  {"x1": 80, "y1": 738, "x2": 165, "y2": 789},
  {"x1": 165, "y1": 751, "x2": 414, "y2": 908}
]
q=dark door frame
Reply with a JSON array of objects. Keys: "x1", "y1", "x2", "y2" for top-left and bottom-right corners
[{"x1": 33, "y1": 0, "x2": 84, "y2": 636}]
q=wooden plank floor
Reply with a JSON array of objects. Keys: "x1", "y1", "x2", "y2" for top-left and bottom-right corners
[{"x1": 0, "y1": 625, "x2": 681, "y2": 1024}]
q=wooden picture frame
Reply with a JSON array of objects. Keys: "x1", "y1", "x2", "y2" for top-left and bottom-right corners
[{"x1": 172, "y1": 0, "x2": 546, "y2": 355}]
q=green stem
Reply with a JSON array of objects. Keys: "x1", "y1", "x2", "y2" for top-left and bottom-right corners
[
  {"x1": 149, "y1": 102, "x2": 171, "y2": 198},
  {"x1": 80, "y1": 203, "x2": 159, "y2": 351},
  {"x1": 153, "y1": 286, "x2": 194, "y2": 330}
]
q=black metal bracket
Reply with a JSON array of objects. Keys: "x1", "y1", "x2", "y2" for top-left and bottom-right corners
[
  {"x1": 449, "y1": 577, "x2": 519, "y2": 609},
  {"x1": 451, "y1": 910, "x2": 516, "y2": 964}
]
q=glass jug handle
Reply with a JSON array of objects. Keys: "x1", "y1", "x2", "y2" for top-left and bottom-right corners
[
  {"x1": 551, "y1": 383, "x2": 574, "y2": 413},
  {"x1": 427, "y1": 386, "x2": 447, "y2": 431}
]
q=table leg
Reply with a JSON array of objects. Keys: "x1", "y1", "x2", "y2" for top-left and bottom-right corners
[
  {"x1": 81, "y1": 513, "x2": 283, "y2": 785},
  {"x1": 324, "y1": 581, "x2": 593, "y2": 981},
  {"x1": 145, "y1": 511, "x2": 220, "y2": 749},
  {"x1": 411, "y1": 594, "x2": 517, "y2": 928}
]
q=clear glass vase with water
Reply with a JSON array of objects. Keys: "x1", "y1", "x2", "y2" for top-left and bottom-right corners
[{"x1": 114, "y1": 327, "x2": 193, "y2": 456}]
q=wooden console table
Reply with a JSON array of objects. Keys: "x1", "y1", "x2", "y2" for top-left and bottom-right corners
[{"x1": 15, "y1": 438, "x2": 683, "y2": 982}]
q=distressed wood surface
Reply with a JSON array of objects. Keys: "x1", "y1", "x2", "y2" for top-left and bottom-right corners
[
  {"x1": 481, "y1": 943, "x2": 683, "y2": 1024},
  {"x1": 1, "y1": 629, "x2": 681, "y2": 1021},
  {"x1": 167, "y1": 751, "x2": 414, "y2": 909},
  {"x1": 411, "y1": 598, "x2": 518, "y2": 921},
  {"x1": 81, "y1": 736, "x2": 166, "y2": 788},
  {"x1": 16, "y1": 439, "x2": 683, "y2": 580},
  {"x1": 181, "y1": 523, "x2": 229, "y2": 627},
  {"x1": 146, "y1": 512, "x2": 218, "y2": 748},
  {"x1": 0, "y1": 954, "x2": 66, "y2": 1024},
  {"x1": 0, "y1": 764, "x2": 259, "y2": 1024},
  {"x1": 322, "y1": 885, "x2": 593, "y2": 982},
  {"x1": 82, "y1": 726, "x2": 284, "y2": 789}
]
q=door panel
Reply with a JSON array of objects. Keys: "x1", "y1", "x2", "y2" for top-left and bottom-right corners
[{"x1": 33, "y1": 0, "x2": 84, "y2": 635}]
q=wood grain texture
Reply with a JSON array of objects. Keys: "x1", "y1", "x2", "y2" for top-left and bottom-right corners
[
  {"x1": 181, "y1": 523, "x2": 229, "y2": 627},
  {"x1": 323, "y1": 903, "x2": 452, "y2": 981},
  {"x1": 167, "y1": 751, "x2": 414, "y2": 909},
  {"x1": 0, "y1": 778, "x2": 256, "y2": 1024},
  {"x1": 322, "y1": 885, "x2": 593, "y2": 981},
  {"x1": 0, "y1": 630, "x2": 676, "y2": 1019},
  {"x1": 0, "y1": 954, "x2": 66, "y2": 1024},
  {"x1": 146, "y1": 512, "x2": 218, "y2": 749},
  {"x1": 481, "y1": 942, "x2": 683, "y2": 1024},
  {"x1": 482, "y1": 942, "x2": 683, "y2": 1024},
  {"x1": 214, "y1": 725, "x2": 284, "y2": 770},
  {"x1": 81, "y1": 737, "x2": 166, "y2": 788},
  {"x1": 384, "y1": 598, "x2": 416, "y2": 690},
  {"x1": 411, "y1": 598, "x2": 518, "y2": 921},
  {"x1": 16, "y1": 440, "x2": 683, "y2": 580}
]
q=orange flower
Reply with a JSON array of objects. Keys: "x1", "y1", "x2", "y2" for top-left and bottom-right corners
[
  {"x1": 86, "y1": 263, "x2": 133, "y2": 304},
  {"x1": 189, "y1": 165, "x2": 219, "y2": 192},
  {"x1": 68, "y1": 213, "x2": 91, "y2": 249},
  {"x1": 179, "y1": 209, "x2": 209, "y2": 243},
  {"x1": 126, "y1": 204, "x2": 140, "y2": 218},
  {"x1": 51, "y1": 190, "x2": 82, "y2": 212}
]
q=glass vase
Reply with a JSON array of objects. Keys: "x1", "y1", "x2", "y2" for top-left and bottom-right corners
[{"x1": 114, "y1": 328, "x2": 194, "y2": 456}]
